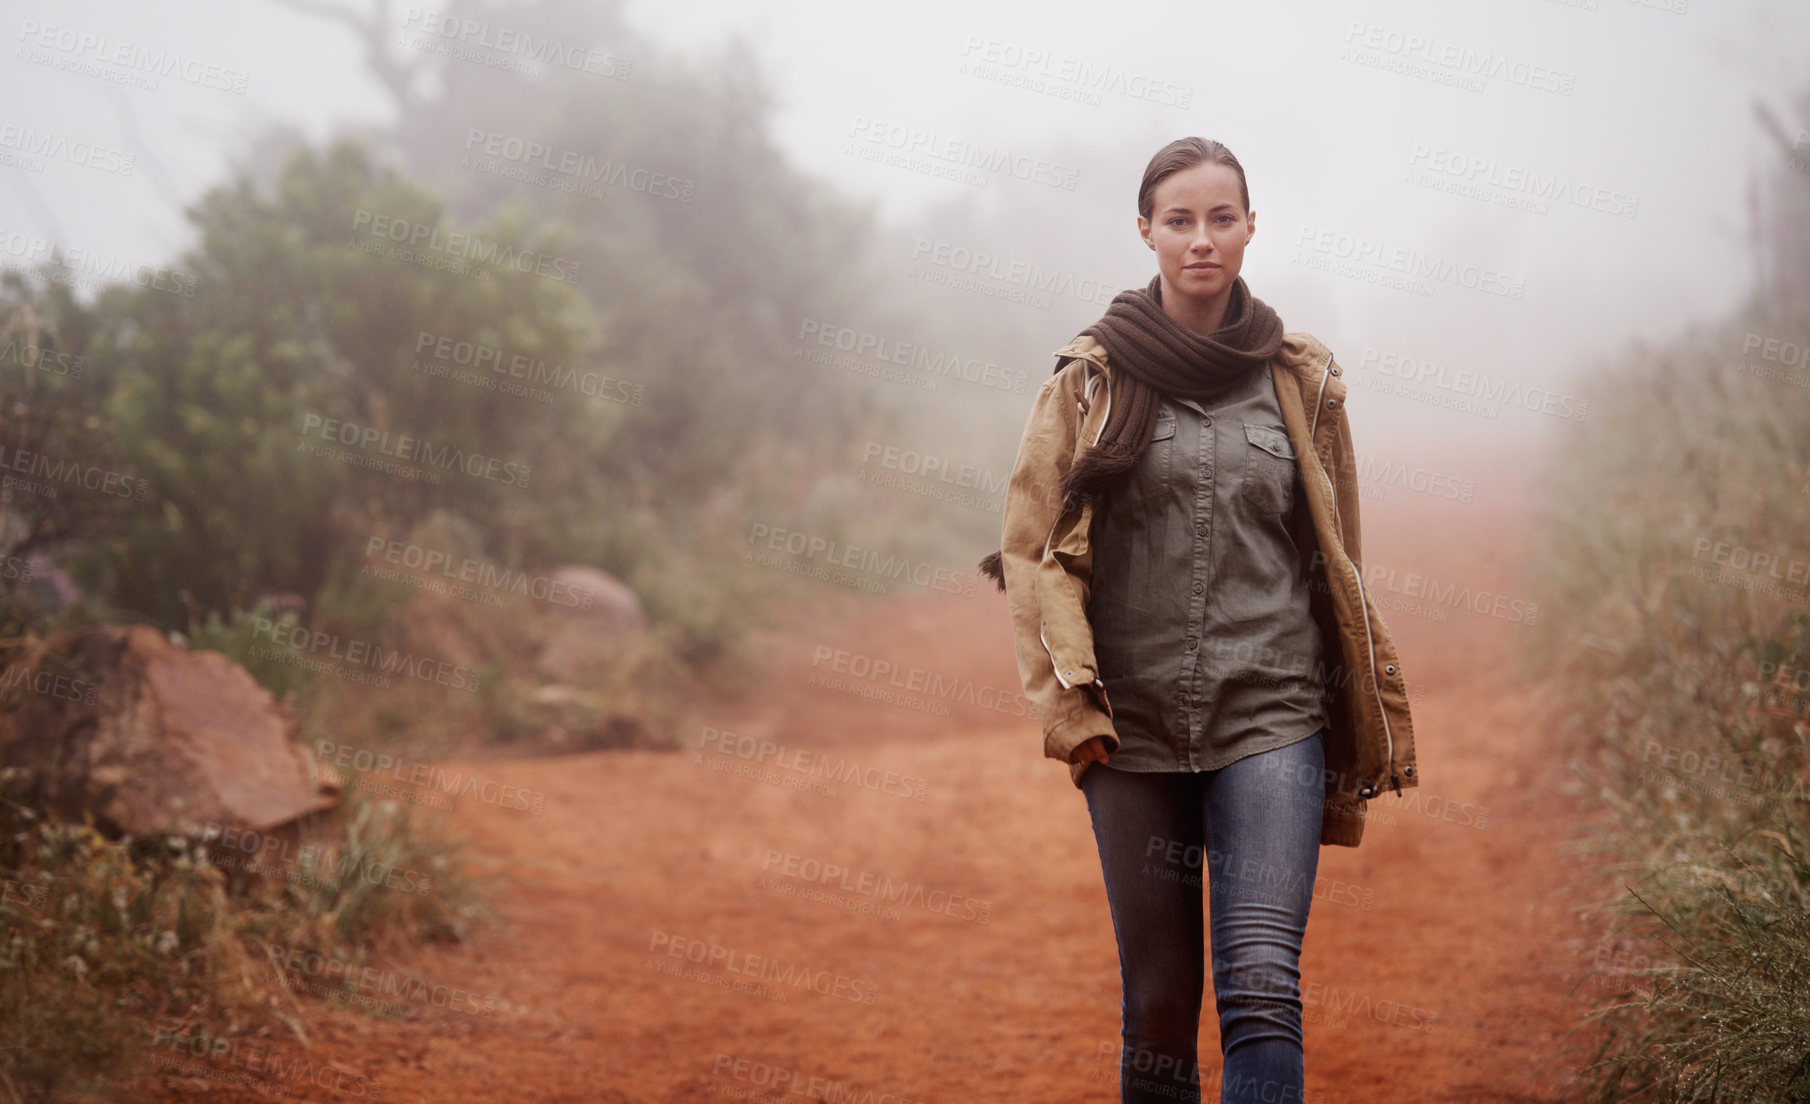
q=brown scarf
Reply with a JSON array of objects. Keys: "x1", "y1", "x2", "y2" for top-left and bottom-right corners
[{"x1": 977, "y1": 272, "x2": 1284, "y2": 590}]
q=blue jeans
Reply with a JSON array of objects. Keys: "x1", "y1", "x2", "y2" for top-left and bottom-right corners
[{"x1": 1082, "y1": 729, "x2": 1326, "y2": 1104}]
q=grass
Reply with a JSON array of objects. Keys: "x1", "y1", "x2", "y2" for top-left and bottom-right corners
[
  {"x1": 0, "y1": 776, "x2": 494, "y2": 1101},
  {"x1": 1530, "y1": 304, "x2": 1810, "y2": 1103}
]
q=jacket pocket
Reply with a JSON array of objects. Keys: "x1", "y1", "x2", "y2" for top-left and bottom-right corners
[{"x1": 1241, "y1": 423, "x2": 1296, "y2": 515}]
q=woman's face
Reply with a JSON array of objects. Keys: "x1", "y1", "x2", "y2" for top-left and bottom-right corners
[{"x1": 1137, "y1": 161, "x2": 1254, "y2": 303}]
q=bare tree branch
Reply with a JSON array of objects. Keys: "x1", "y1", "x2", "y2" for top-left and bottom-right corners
[{"x1": 1752, "y1": 98, "x2": 1808, "y2": 184}]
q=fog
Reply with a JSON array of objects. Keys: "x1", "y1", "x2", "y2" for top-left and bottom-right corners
[{"x1": 6, "y1": 0, "x2": 1806, "y2": 466}]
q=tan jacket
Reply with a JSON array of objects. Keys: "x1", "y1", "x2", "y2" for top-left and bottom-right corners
[{"x1": 996, "y1": 331, "x2": 1419, "y2": 847}]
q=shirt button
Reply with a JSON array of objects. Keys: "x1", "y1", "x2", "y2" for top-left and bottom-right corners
[
  {"x1": 1191, "y1": 582, "x2": 1203, "y2": 595},
  {"x1": 1186, "y1": 637, "x2": 1198, "y2": 649}
]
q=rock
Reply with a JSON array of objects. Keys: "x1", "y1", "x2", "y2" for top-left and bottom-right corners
[
  {"x1": 532, "y1": 566, "x2": 645, "y2": 683},
  {"x1": 545, "y1": 565, "x2": 645, "y2": 631},
  {"x1": 0, "y1": 625, "x2": 334, "y2": 837}
]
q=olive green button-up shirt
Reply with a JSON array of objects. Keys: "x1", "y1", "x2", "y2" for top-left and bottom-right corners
[{"x1": 1085, "y1": 366, "x2": 1330, "y2": 773}]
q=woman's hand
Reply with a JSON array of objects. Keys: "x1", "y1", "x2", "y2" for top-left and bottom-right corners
[{"x1": 1069, "y1": 735, "x2": 1112, "y2": 765}]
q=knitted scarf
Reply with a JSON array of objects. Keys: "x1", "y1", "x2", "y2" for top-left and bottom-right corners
[{"x1": 977, "y1": 271, "x2": 1284, "y2": 591}]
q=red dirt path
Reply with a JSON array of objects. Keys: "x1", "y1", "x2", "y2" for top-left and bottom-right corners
[{"x1": 147, "y1": 442, "x2": 1607, "y2": 1103}]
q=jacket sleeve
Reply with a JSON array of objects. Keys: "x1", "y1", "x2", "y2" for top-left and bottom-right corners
[{"x1": 999, "y1": 365, "x2": 1120, "y2": 764}]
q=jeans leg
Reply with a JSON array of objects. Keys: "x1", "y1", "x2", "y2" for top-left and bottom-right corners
[
  {"x1": 1083, "y1": 765, "x2": 1209, "y2": 1104},
  {"x1": 1202, "y1": 731, "x2": 1326, "y2": 1104}
]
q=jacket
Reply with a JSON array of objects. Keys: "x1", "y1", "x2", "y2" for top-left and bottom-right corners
[{"x1": 994, "y1": 330, "x2": 1419, "y2": 847}]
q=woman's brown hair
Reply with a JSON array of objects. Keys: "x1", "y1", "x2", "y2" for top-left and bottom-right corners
[{"x1": 1137, "y1": 137, "x2": 1251, "y2": 221}]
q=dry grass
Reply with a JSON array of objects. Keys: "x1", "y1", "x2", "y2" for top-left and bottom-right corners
[{"x1": 1529, "y1": 305, "x2": 1810, "y2": 1102}]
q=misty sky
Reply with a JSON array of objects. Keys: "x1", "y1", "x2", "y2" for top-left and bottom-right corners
[{"x1": 3, "y1": 0, "x2": 1807, "y2": 458}]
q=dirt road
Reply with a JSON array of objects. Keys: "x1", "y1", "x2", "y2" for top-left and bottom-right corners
[{"x1": 148, "y1": 444, "x2": 1603, "y2": 1103}]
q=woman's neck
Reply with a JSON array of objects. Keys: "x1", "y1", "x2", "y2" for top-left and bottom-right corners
[{"x1": 1158, "y1": 273, "x2": 1234, "y2": 338}]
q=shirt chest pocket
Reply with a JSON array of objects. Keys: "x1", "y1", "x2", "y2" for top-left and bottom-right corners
[
  {"x1": 1241, "y1": 424, "x2": 1296, "y2": 515},
  {"x1": 1121, "y1": 405, "x2": 1177, "y2": 506}
]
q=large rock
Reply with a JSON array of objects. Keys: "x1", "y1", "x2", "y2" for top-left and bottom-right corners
[
  {"x1": 0, "y1": 625, "x2": 333, "y2": 837},
  {"x1": 531, "y1": 565, "x2": 646, "y2": 683}
]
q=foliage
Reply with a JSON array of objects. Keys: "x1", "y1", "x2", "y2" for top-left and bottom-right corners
[
  {"x1": 1532, "y1": 307, "x2": 1810, "y2": 1102},
  {"x1": 0, "y1": 781, "x2": 489, "y2": 1100}
]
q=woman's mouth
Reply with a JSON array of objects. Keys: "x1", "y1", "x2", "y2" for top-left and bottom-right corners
[{"x1": 1183, "y1": 262, "x2": 1220, "y2": 273}]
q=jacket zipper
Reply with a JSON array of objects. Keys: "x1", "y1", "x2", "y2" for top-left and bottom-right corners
[{"x1": 1309, "y1": 351, "x2": 1400, "y2": 797}]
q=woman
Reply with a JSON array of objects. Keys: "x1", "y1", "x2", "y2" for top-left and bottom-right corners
[{"x1": 976, "y1": 137, "x2": 1420, "y2": 1104}]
